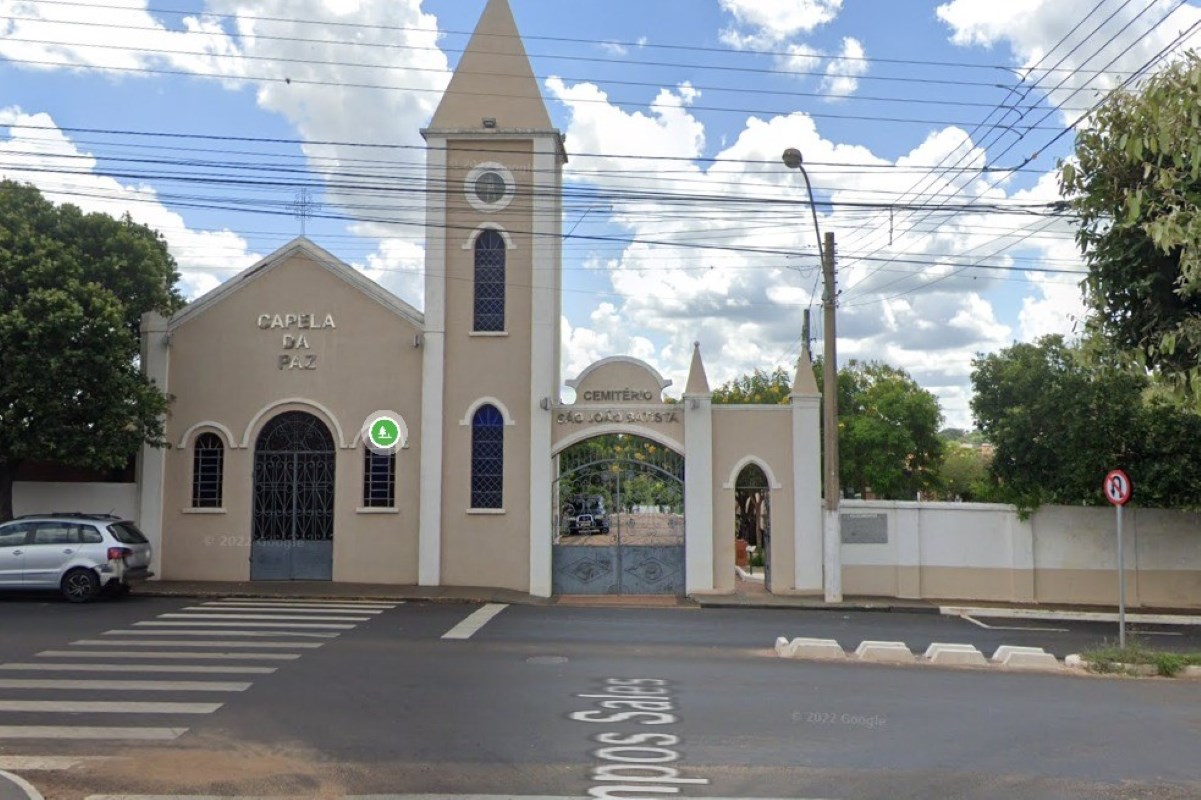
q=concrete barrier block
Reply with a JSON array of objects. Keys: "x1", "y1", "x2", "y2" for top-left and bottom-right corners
[
  {"x1": 775, "y1": 636, "x2": 793, "y2": 656},
  {"x1": 791, "y1": 638, "x2": 847, "y2": 660},
  {"x1": 854, "y1": 641, "x2": 914, "y2": 663},
  {"x1": 1182, "y1": 665, "x2": 1201, "y2": 679},
  {"x1": 1001, "y1": 650, "x2": 1063, "y2": 671},
  {"x1": 778, "y1": 637, "x2": 846, "y2": 660},
  {"x1": 991, "y1": 645, "x2": 1047, "y2": 663},
  {"x1": 925, "y1": 644, "x2": 987, "y2": 666},
  {"x1": 923, "y1": 642, "x2": 978, "y2": 659}
]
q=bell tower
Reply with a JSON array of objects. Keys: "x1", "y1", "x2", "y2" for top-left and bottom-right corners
[{"x1": 418, "y1": 0, "x2": 567, "y2": 596}]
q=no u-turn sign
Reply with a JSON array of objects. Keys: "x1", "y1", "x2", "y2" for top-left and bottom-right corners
[{"x1": 1104, "y1": 469, "x2": 1132, "y2": 506}]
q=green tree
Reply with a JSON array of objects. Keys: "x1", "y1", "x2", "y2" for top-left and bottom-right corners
[
  {"x1": 716, "y1": 359, "x2": 945, "y2": 500},
  {"x1": 939, "y1": 445, "x2": 991, "y2": 502},
  {"x1": 970, "y1": 335, "x2": 1146, "y2": 510},
  {"x1": 0, "y1": 181, "x2": 183, "y2": 521},
  {"x1": 711, "y1": 368, "x2": 792, "y2": 404},
  {"x1": 1060, "y1": 52, "x2": 1201, "y2": 398},
  {"x1": 835, "y1": 361, "x2": 944, "y2": 500}
]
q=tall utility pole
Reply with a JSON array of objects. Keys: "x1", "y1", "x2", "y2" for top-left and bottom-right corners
[
  {"x1": 783, "y1": 148, "x2": 842, "y2": 603},
  {"x1": 821, "y1": 230, "x2": 841, "y2": 603}
]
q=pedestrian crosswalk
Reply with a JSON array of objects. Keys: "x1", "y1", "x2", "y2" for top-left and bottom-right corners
[{"x1": 0, "y1": 597, "x2": 400, "y2": 784}]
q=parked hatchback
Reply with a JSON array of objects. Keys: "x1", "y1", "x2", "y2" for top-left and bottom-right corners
[{"x1": 0, "y1": 514, "x2": 153, "y2": 602}]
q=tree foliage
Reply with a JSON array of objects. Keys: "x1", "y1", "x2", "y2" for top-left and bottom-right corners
[
  {"x1": 833, "y1": 361, "x2": 944, "y2": 500},
  {"x1": 711, "y1": 367, "x2": 792, "y2": 405},
  {"x1": 1061, "y1": 52, "x2": 1201, "y2": 398},
  {"x1": 971, "y1": 335, "x2": 1201, "y2": 510},
  {"x1": 0, "y1": 181, "x2": 183, "y2": 520},
  {"x1": 715, "y1": 359, "x2": 945, "y2": 500},
  {"x1": 939, "y1": 446, "x2": 991, "y2": 502}
]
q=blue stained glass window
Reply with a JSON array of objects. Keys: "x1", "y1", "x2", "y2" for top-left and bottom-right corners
[
  {"x1": 471, "y1": 404, "x2": 505, "y2": 509},
  {"x1": 474, "y1": 230, "x2": 506, "y2": 332}
]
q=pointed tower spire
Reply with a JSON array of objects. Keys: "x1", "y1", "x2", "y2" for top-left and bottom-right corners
[
  {"x1": 791, "y1": 345, "x2": 820, "y2": 397},
  {"x1": 685, "y1": 342, "x2": 711, "y2": 396},
  {"x1": 429, "y1": 0, "x2": 553, "y2": 131}
]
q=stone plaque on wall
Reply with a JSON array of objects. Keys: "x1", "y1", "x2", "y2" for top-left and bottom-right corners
[{"x1": 841, "y1": 513, "x2": 888, "y2": 544}]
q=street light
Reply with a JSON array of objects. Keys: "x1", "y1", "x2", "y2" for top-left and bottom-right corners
[{"x1": 782, "y1": 147, "x2": 842, "y2": 604}]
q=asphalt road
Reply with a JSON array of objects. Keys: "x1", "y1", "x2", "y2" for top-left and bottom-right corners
[{"x1": 0, "y1": 593, "x2": 1199, "y2": 800}]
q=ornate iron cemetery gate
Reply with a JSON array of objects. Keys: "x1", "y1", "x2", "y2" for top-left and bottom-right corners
[
  {"x1": 251, "y1": 411, "x2": 336, "y2": 581},
  {"x1": 552, "y1": 435, "x2": 685, "y2": 595}
]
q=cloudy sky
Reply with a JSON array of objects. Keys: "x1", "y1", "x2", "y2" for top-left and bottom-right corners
[{"x1": 3, "y1": 0, "x2": 1200, "y2": 427}]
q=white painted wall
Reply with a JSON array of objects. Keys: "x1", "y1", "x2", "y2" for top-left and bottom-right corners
[
  {"x1": 13, "y1": 482, "x2": 139, "y2": 521},
  {"x1": 839, "y1": 500, "x2": 1201, "y2": 608}
]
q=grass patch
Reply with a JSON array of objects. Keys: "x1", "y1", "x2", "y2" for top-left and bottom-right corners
[{"x1": 1082, "y1": 641, "x2": 1201, "y2": 677}]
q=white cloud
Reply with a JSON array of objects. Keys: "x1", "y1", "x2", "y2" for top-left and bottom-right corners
[
  {"x1": 937, "y1": 0, "x2": 1201, "y2": 125},
  {"x1": 779, "y1": 42, "x2": 823, "y2": 75},
  {"x1": 0, "y1": 107, "x2": 258, "y2": 299},
  {"x1": 719, "y1": 0, "x2": 843, "y2": 44},
  {"x1": 546, "y1": 66, "x2": 1086, "y2": 427},
  {"x1": 821, "y1": 37, "x2": 868, "y2": 98},
  {"x1": 0, "y1": 0, "x2": 450, "y2": 291}
]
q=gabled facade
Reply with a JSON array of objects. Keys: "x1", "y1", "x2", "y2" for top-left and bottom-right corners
[{"x1": 133, "y1": 0, "x2": 826, "y2": 599}]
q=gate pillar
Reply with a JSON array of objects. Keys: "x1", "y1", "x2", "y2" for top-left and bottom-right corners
[
  {"x1": 791, "y1": 349, "x2": 824, "y2": 592},
  {"x1": 684, "y1": 344, "x2": 714, "y2": 594}
]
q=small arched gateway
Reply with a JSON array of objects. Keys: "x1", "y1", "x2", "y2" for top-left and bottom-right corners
[
  {"x1": 734, "y1": 462, "x2": 772, "y2": 589},
  {"x1": 551, "y1": 358, "x2": 687, "y2": 596}
]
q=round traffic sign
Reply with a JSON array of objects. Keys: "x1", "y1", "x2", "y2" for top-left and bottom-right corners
[{"x1": 1104, "y1": 469, "x2": 1132, "y2": 506}]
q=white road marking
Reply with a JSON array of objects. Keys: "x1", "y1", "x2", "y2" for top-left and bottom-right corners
[
  {"x1": 83, "y1": 796, "x2": 843, "y2": 800},
  {"x1": 184, "y1": 605, "x2": 384, "y2": 614},
  {"x1": 157, "y1": 613, "x2": 371, "y2": 623},
  {"x1": 0, "y1": 701, "x2": 222, "y2": 714},
  {"x1": 105, "y1": 629, "x2": 339, "y2": 638},
  {"x1": 0, "y1": 678, "x2": 250, "y2": 692},
  {"x1": 72, "y1": 640, "x2": 322, "y2": 649},
  {"x1": 942, "y1": 605, "x2": 1201, "y2": 626},
  {"x1": 40, "y1": 650, "x2": 300, "y2": 661},
  {"x1": 1, "y1": 663, "x2": 276, "y2": 675},
  {"x1": 0, "y1": 726, "x2": 188, "y2": 741},
  {"x1": 134, "y1": 621, "x2": 354, "y2": 630},
  {"x1": 441, "y1": 604, "x2": 509, "y2": 640},
  {"x1": 0, "y1": 756, "x2": 110, "y2": 771},
  {"x1": 959, "y1": 614, "x2": 1070, "y2": 632},
  {"x1": 201, "y1": 599, "x2": 400, "y2": 608}
]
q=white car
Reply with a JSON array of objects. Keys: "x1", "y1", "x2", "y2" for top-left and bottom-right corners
[{"x1": 0, "y1": 513, "x2": 153, "y2": 602}]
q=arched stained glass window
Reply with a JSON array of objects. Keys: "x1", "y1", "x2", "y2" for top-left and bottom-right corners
[
  {"x1": 471, "y1": 405, "x2": 505, "y2": 509},
  {"x1": 192, "y1": 432, "x2": 224, "y2": 508},
  {"x1": 474, "y1": 230, "x2": 506, "y2": 332}
]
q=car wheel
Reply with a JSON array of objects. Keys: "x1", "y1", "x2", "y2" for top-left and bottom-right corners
[{"x1": 61, "y1": 568, "x2": 101, "y2": 604}]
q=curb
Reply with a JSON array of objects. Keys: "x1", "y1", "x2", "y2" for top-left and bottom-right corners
[
  {"x1": 0, "y1": 770, "x2": 43, "y2": 800},
  {"x1": 135, "y1": 585, "x2": 553, "y2": 607},
  {"x1": 696, "y1": 598, "x2": 942, "y2": 614},
  {"x1": 940, "y1": 605, "x2": 1201, "y2": 626}
]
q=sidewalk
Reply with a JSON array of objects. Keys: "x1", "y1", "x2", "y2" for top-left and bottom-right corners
[
  {"x1": 134, "y1": 579, "x2": 1201, "y2": 620},
  {"x1": 136, "y1": 580, "x2": 552, "y2": 606}
]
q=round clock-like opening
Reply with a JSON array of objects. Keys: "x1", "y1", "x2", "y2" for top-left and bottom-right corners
[{"x1": 475, "y1": 171, "x2": 507, "y2": 204}]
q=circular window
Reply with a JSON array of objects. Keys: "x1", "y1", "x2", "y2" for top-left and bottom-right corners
[
  {"x1": 475, "y1": 171, "x2": 507, "y2": 205},
  {"x1": 465, "y1": 162, "x2": 516, "y2": 213}
]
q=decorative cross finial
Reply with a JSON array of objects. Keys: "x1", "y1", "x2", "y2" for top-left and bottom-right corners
[{"x1": 291, "y1": 188, "x2": 320, "y2": 236}]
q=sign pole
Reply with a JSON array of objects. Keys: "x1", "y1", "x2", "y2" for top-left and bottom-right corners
[
  {"x1": 1117, "y1": 502, "x2": 1125, "y2": 649},
  {"x1": 1104, "y1": 469, "x2": 1132, "y2": 650}
]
